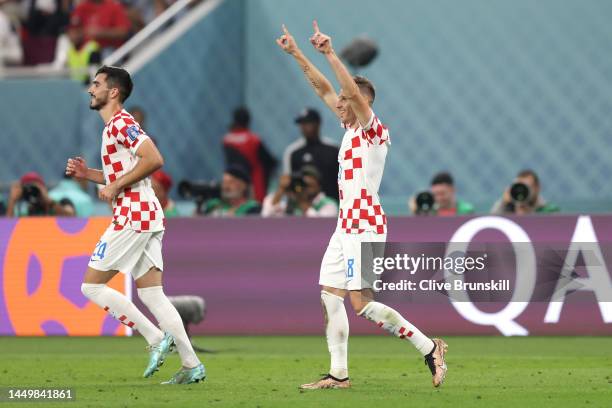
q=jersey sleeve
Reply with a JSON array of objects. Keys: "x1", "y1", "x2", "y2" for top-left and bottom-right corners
[
  {"x1": 111, "y1": 116, "x2": 150, "y2": 156},
  {"x1": 362, "y1": 111, "x2": 390, "y2": 146}
]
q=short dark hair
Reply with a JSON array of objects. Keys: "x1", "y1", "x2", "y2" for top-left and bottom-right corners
[
  {"x1": 95, "y1": 65, "x2": 133, "y2": 103},
  {"x1": 431, "y1": 171, "x2": 454, "y2": 186},
  {"x1": 353, "y1": 75, "x2": 375, "y2": 103},
  {"x1": 225, "y1": 165, "x2": 251, "y2": 185},
  {"x1": 232, "y1": 107, "x2": 250, "y2": 128},
  {"x1": 517, "y1": 169, "x2": 539, "y2": 186},
  {"x1": 300, "y1": 165, "x2": 321, "y2": 182}
]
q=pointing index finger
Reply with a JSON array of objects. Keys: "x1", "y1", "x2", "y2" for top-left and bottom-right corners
[
  {"x1": 282, "y1": 24, "x2": 289, "y2": 35},
  {"x1": 313, "y1": 20, "x2": 320, "y2": 33}
]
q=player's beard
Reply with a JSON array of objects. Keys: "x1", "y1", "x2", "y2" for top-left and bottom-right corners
[
  {"x1": 342, "y1": 110, "x2": 357, "y2": 127},
  {"x1": 89, "y1": 93, "x2": 108, "y2": 111}
]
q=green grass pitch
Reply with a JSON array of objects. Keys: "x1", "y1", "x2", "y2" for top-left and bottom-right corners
[{"x1": 1, "y1": 336, "x2": 611, "y2": 407}]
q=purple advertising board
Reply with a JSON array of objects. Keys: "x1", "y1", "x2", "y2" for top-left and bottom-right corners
[
  {"x1": 1, "y1": 216, "x2": 611, "y2": 336},
  {"x1": 154, "y1": 215, "x2": 612, "y2": 336}
]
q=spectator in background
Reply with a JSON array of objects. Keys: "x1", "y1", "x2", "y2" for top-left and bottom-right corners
[
  {"x1": 491, "y1": 169, "x2": 559, "y2": 215},
  {"x1": 21, "y1": 0, "x2": 72, "y2": 65},
  {"x1": 58, "y1": 197, "x2": 76, "y2": 216},
  {"x1": 409, "y1": 172, "x2": 474, "y2": 216},
  {"x1": 222, "y1": 107, "x2": 277, "y2": 203},
  {"x1": 70, "y1": 0, "x2": 131, "y2": 57},
  {"x1": 262, "y1": 165, "x2": 337, "y2": 217},
  {"x1": 50, "y1": 16, "x2": 101, "y2": 82},
  {"x1": 48, "y1": 173, "x2": 94, "y2": 216},
  {"x1": 151, "y1": 169, "x2": 179, "y2": 217},
  {"x1": 129, "y1": 105, "x2": 146, "y2": 130},
  {"x1": 283, "y1": 108, "x2": 339, "y2": 200},
  {"x1": 0, "y1": 194, "x2": 6, "y2": 215},
  {"x1": 6, "y1": 172, "x2": 72, "y2": 216},
  {"x1": 122, "y1": 0, "x2": 169, "y2": 33},
  {"x1": 0, "y1": 3, "x2": 23, "y2": 67},
  {"x1": 199, "y1": 166, "x2": 261, "y2": 217}
]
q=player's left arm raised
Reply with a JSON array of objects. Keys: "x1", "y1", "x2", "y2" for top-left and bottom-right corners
[
  {"x1": 98, "y1": 139, "x2": 164, "y2": 203},
  {"x1": 310, "y1": 21, "x2": 372, "y2": 127}
]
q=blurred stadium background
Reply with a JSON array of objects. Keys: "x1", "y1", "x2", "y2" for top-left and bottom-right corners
[
  {"x1": 1, "y1": 2, "x2": 611, "y2": 406},
  {"x1": 1, "y1": 0, "x2": 612, "y2": 214}
]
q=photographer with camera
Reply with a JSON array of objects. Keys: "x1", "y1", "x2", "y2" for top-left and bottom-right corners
[
  {"x1": 198, "y1": 166, "x2": 261, "y2": 217},
  {"x1": 6, "y1": 172, "x2": 73, "y2": 217},
  {"x1": 283, "y1": 108, "x2": 339, "y2": 200},
  {"x1": 491, "y1": 169, "x2": 559, "y2": 215},
  {"x1": 409, "y1": 172, "x2": 474, "y2": 216},
  {"x1": 262, "y1": 165, "x2": 337, "y2": 217}
]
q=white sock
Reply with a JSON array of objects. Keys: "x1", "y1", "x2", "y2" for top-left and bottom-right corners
[
  {"x1": 321, "y1": 290, "x2": 349, "y2": 379},
  {"x1": 138, "y1": 286, "x2": 201, "y2": 368},
  {"x1": 81, "y1": 283, "x2": 163, "y2": 345},
  {"x1": 359, "y1": 301, "x2": 434, "y2": 356}
]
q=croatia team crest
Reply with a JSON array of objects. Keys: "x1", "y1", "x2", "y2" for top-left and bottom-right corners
[{"x1": 127, "y1": 125, "x2": 140, "y2": 142}]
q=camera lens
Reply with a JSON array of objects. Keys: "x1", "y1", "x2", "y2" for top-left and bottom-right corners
[
  {"x1": 177, "y1": 180, "x2": 192, "y2": 199},
  {"x1": 415, "y1": 191, "x2": 435, "y2": 214},
  {"x1": 510, "y1": 182, "x2": 530, "y2": 203},
  {"x1": 289, "y1": 172, "x2": 305, "y2": 193},
  {"x1": 177, "y1": 180, "x2": 220, "y2": 201},
  {"x1": 22, "y1": 184, "x2": 41, "y2": 204}
]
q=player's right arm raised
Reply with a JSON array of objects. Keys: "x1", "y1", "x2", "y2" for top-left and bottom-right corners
[
  {"x1": 66, "y1": 156, "x2": 106, "y2": 184},
  {"x1": 276, "y1": 25, "x2": 340, "y2": 118}
]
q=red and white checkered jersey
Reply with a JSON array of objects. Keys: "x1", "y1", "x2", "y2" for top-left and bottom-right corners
[
  {"x1": 101, "y1": 109, "x2": 164, "y2": 232},
  {"x1": 336, "y1": 111, "x2": 390, "y2": 234}
]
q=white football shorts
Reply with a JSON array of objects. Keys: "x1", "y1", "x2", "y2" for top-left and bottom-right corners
[
  {"x1": 87, "y1": 225, "x2": 164, "y2": 280},
  {"x1": 319, "y1": 231, "x2": 386, "y2": 291}
]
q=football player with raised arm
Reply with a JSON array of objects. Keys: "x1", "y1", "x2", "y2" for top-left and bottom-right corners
[{"x1": 276, "y1": 22, "x2": 448, "y2": 389}]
